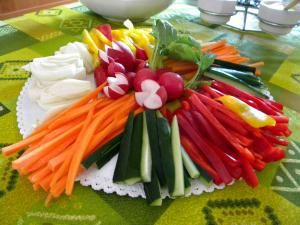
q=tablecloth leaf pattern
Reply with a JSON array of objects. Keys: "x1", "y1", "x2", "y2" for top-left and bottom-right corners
[{"x1": 1, "y1": 1, "x2": 300, "y2": 224}]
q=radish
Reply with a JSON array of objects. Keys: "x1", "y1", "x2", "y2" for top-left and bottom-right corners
[
  {"x1": 107, "y1": 48, "x2": 134, "y2": 72},
  {"x1": 104, "y1": 73, "x2": 129, "y2": 99},
  {"x1": 107, "y1": 62, "x2": 125, "y2": 76},
  {"x1": 135, "y1": 59, "x2": 147, "y2": 72},
  {"x1": 156, "y1": 68, "x2": 170, "y2": 77},
  {"x1": 94, "y1": 64, "x2": 108, "y2": 87},
  {"x1": 125, "y1": 72, "x2": 136, "y2": 88},
  {"x1": 96, "y1": 24, "x2": 113, "y2": 41},
  {"x1": 135, "y1": 79, "x2": 167, "y2": 109},
  {"x1": 134, "y1": 68, "x2": 157, "y2": 91},
  {"x1": 135, "y1": 45, "x2": 148, "y2": 60},
  {"x1": 158, "y1": 72, "x2": 184, "y2": 101}
]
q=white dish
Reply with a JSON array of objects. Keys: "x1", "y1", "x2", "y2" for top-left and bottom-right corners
[
  {"x1": 258, "y1": 0, "x2": 300, "y2": 35},
  {"x1": 17, "y1": 77, "x2": 227, "y2": 198},
  {"x1": 198, "y1": 0, "x2": 237, "y2": 25},
  {"x1": 80, "y1": 0, "x2": 175, "y2": 22}
]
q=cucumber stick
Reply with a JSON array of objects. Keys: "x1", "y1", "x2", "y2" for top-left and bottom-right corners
[
  {"x1": 96, "y1": 141, "x2": 120, "y2": 169},
  {"x1": 171, "y1": 116, "x2": 185, "y2": 197},
  {"x1": 181, "y1": 147, "x2": 200, "y2": 179},
  {"x1": 82, "y1": 134, "x2": 122, "y2": 169},
  {"x1": 124, "y1": 113, "x2": 143, "y2": 185},
  {"x1": 113, "y1": 112, "x2": 135, "y2": 183},
  {"x1": 141, "y1": 112, "x2": 152, "y2": 182},
  {"x1": 145, "y1": 110, "x2": 165, "y2": 185},
  {"x1": 144, "y1": 171, "x2": 162, "y2": 206},
  {"x1": 184, "y1": 170, "x2": 191, "y2": 195}
]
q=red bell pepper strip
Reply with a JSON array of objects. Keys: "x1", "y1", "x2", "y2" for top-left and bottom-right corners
[
  {"x1": 190, "y1": 110, "x2": 226, "y2": 148},
  {"x1": 180, "y1": 135, "x2": 222, "y2": 184},
  {"x1": 188, "y1": 93, "x2": 255, "y2": 163},
  {"x1": 202, "y1": 85, "x2": 222, "y2": 98},
  {"x1": 181, "y1": 100, "x2": 191, "y2": 111},
  {"x1": 251, "y1": 159, "x2": 266, "y2": 172},
  {"x1": 264, "y1": 123, "x2": 289, "y2": 133},
  {"x1": 227, "y1": 166, "x2": 242, "y2": 180},
  {"x1": 212, "y1": 109, "x2": 248, "y2": 136},
  {"x1": 240, "y1": 156, "x2": 259, "y2": 188},
  {"x1": 189, "y1": 90, "x2": 262, "y2": 138},
  {"x1": 177, "y1": 113, "x2": 233, "y2": 184},
  {"x1": 263, "y1": 133, "x2": 289, "y2": 146},
  {"x1": 271, "y1": 116, "x2": 289, "y2": 123},
  {"x1": 229, "y1": 130, "x2": 253, "y2": 147},
  {"x1": 96, "y1": 24, "x2": 113, "y2": 41}
]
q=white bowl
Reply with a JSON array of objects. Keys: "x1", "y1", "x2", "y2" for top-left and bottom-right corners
[
  {"x1": 80, "y1": 0, "x2": 175, "y2": 22},
  {"x1": 198, "y1": 0, "x2": 237, "y2": 24},
  {"x1": 258, "y1": 0, "x2": 300, "y2": 35}
]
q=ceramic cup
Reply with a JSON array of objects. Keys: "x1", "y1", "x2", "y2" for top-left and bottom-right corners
[
  {"x1": 258, "y1": 0, "x2": 300, "y2": 35},
  {"x1": 198, "y1": 0, "x2": 237, "y2": 24}
]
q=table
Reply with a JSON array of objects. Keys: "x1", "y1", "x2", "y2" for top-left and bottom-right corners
[{"x1": 1, "y1": 1, "x2": 300, "y2": 224}]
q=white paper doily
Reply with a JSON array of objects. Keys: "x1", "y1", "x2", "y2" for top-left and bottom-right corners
[{"x1": 17, "y1": 78, "x2": 227, "y2": 199}]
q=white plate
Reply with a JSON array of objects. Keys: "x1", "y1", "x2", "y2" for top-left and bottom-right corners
[{"x1": 17, "y1": 77, "x2": 227, "y2": 199}]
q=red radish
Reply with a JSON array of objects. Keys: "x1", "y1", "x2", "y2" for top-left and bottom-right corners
[
  {"x1": 94, "y1": 64, "x2": 108, "y2": 86},
  {"x1": 114, "y1": 41, "x2": 135, "y2": 70},
  {"x1": 135, "y1": 79, "x2": 168, "y2": 109},
  {"x1": 103, "y1": 84, "x2": 125, "y2": 99},
  {"x1": 96, "y1": 24, "x2": 113, "y2": 41},
  {"x1": 156, "y1": 68, "x2": 169, "y2": 77},
  {"x1": 107, "y1": 48, "x2": 134, "y2": 72},
  {"x1": 107, "y1": 62, "x2": 125, "y2": 76},
  {"x1": 134, "y1": 68, "x2": 157, "y2": 91},
  {"x1": 104, "y1": 73, "x2": 130, "y2": 99},
  {"x1": 158, "y1": 72, "x2": 184, "y2": 101},
  {"x1": 135, "y1": 45, "x2": 148, "y2": 60},
  {"x1": 156, "y1": 86, "x2": 168, "y2": 105},
  {"x1": 125, "y1": 72, "x2": 136, "y2": 88},
  {"x1": 135, "y1": 59, "x2": 147, "y2": 72},
  {"x1": 107, "y1": 73, "x2": 129, "y2": 93}
]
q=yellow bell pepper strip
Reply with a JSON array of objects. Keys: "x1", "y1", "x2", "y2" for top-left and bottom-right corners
[
  {"x1": 93, "y1": 29, "x2": 112, "y2": 47},
  {"x1": 82, "y1": 29, "x2": 99, "y2": 54},
  {"x1": 217, "y1": 95, "x2": 276, "y2": 128}
]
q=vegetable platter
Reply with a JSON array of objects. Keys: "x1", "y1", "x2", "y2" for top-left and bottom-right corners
[{"x1": 1, "y1": 19, "x2": 291, "y2": 206}]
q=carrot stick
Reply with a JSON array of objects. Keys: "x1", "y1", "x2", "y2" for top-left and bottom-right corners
[
  {"x1": 2, "y1": 130, "x2": 48, "y2": 156},
  {"x1": 39, "y1": 173, "x2": 53, "y2": 192},
  {"x1": 248, "y1": 61, "x2": 264, "y2": 67},
  {"x1": 47, "y1": 100, "x2": 100, "y2": 130},
  {"x1": 50, "y1": 152, "x2": 72, "y2": 188},
  {"x1": 12, "y1": 122, "x2": 83, "y2": 170},
  {"x1": 29, "y1": 166, "x2": 51, "y2": 183},
  {"x1": 202, "y1": 40, "x2": 227, "y2": 52},
  {"x1": 66, "y1": 105, "x2": 103, "y2": 195},
  {"x1": 25, "y1": 136, "x2": 75, "y2": 173},
  {"x1": 45, "y1": 193, "x2": 53, "y2": 207},
  {"x1": 51, "y1": 175, "x2": 67, "y2": 198},
  {"x1": 48, "y1": 147, "x2": 72, "y2": 171},
  {"x1": 255, "y1": 69, "x2": 262, "y2": 76},
  {"x1": 33, "y1": 183, "x2": 40, "y2": 191}
]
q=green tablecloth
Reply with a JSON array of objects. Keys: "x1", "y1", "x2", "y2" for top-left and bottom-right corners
[{"x1": 1, "y1": 1, "x2": 300, "y2": 224}]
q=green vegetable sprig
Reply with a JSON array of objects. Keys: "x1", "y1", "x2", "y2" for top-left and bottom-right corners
[{"x1": 149, "y1": 19, "x2": 215, "y2": 89}]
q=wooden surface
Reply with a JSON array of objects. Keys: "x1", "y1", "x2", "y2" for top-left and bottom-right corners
[{"x1": 0, "y1": 0, "x2": 77, "y2": 19}]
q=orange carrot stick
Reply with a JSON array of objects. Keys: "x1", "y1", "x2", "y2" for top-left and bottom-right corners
[
  {"x1": 248, "y1": 61, "x2": 264, "y2": 67},
  {"x1": 66, "y1": 106, "x2": 100, "y2": 195},
  {"x1": 2, "y1": 130, "x2": 48, "y2": 156},
  {"x1": 26, "y1": 136, "x2": 75, "y2": 173},
  {"x1": 12, "y1": 122, "x2": 83, "y2": 170}
]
